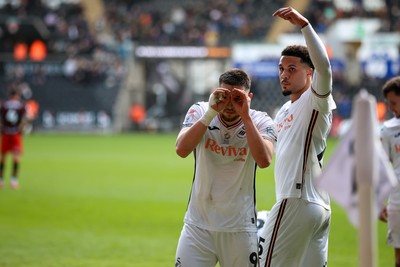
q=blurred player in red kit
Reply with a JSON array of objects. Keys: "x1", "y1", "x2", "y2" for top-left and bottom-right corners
[{"x1": 0, "y1": 85, "x2": 27, "y2": 189}]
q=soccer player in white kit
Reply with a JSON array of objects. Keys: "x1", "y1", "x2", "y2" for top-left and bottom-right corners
[
  {"x1": 379, "y1": 76, "x2": 400, "y2": 267},
  {"x1": 174, "y1": 68, "x2": 276, "y2": 267},
  {"x1": 258, "y1": 7, "x2": 336, "y2": 267}
]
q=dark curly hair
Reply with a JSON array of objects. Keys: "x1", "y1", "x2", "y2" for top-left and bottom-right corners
[
  {"x1": 382, "y1": 76, "x2": 400, "y2": 98},
  {"x1": 281, "y1": 45, "x2": 314, "y2": 70}
]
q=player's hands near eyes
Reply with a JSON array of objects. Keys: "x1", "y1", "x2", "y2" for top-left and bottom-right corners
[
  {"x1": 230, "y1": 88, "x2": 252, "y2": 117},
  {"x1": 200, "y1": 88, "x2": 231, "y2": 126},
  {"x1": 209, "y1": 88, "x2": 231, "y2": 112}
]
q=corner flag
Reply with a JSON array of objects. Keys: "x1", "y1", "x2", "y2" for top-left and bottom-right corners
[
  {"x1": 317, "y1": 91, "x2": 397, "y2": 227},
  {"x1": 318, "y1": 125, "x2": 396, "y2": 226}
]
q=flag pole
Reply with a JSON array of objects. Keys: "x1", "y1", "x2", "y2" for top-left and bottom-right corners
[{"x1": 354, "y1": 90, "x2": 378, "y2": 267}]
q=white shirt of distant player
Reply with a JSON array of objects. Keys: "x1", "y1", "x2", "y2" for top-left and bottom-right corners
[
  {"x1": 381, "y1": 117, "x2": 400, "y2": 210},
  {"x1": 182, "y1": 101, "x2": 276, "y2": 232},
  {"x1": 274, "y1": 88, "x2": 335, "y2": 210}
]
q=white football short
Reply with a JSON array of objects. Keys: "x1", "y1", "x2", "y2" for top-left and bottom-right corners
[
  {"x1": 387, "y1": 208, "x2": 400, "y2": 248},
  {"x1": 175, "y1": 223, "x2": 259, "y2": 267},
  {"x1": 258, "y1": 198, "x2": 330, "y2": 267}
]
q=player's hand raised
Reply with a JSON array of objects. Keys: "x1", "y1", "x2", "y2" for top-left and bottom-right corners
[
  {"x1": 209, "y1": 88, "x2": 231, "y2": 113},
  {"x1": 272, "y1": 6, "x2": 309, "y2": 28}
]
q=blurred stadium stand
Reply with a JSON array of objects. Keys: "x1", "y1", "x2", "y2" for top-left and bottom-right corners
[{"x1": 0, "y1": 0, "x2": 398, "y2": 133}]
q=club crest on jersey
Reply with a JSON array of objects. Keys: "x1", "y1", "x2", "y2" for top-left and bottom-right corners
[
  {"x1": 236, "y1": 126, "x2": 246, "y2": 139},
  {"x1": 223, "y1": 132, "x2": 231, "y2": 145}
]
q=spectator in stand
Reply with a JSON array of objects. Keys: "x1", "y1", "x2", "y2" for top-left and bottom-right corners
[{"x1": 102, "y1": 0, "x2": 285, "y2": 46}]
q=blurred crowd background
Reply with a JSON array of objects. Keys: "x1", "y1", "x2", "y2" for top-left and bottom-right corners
[{"x1": 0, "y1": 0, "x2": 398, "y2": 134}]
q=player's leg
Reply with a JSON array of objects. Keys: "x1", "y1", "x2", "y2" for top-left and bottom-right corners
[
  {"x1": 175, "y1": 223, "x2": 218, "y2": 267},
  {"x1": 387, "y1": 208, "x2": 400, "y2": 267},
  {"x1": 300, "y1": 204, "x2": 330, "y2": 267},
  {"x1": 0, "y1": 153, "x2": 4, "y2": 189},
  {"x1": 258, "y1": 198, "x2": 316, "y2": 267},
  {"x1": 10, "y1": 151, "x2": 20, "y2": 189},
  {"x1": 216, "y1": 231, "x2": 259, "y2": 267},
  {"x1": 395, "y1": 248, "x2": 400, "y2": 267},
  {"x1": 10, "y1": 134, "x2": 22, "y2": 189},
  {"x1": 0, "y1": 134, "x2": 8, "y2": 189}
]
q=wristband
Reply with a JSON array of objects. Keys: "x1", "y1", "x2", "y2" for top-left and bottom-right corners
[
  {"x1": 199, "y1": 108, "x2": 218, "y2": 126},
  {"x1": 199, "y1": 93, "x2": 219, "y2": 126}
]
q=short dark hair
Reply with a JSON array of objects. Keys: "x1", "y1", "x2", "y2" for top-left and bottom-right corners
[
  {"x1": 219, "y1": 68, "x2": 251, "y2": 89},
  {"x1": 382, "y1": 76, "x2": 400, "y2": 98},
  {"x1": 281, "y1": 45, "x2": 314, "y2": 70}
]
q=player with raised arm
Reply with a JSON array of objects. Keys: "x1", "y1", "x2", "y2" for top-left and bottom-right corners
[
  {"x1": 175, "y1": 68, "x2": 276, "y2": 267},
  {"x1": 258, "y1": 7, "x2": 336, "y2": 267}
]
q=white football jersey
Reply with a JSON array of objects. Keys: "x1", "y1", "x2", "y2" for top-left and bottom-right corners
[
  {"x1": 182, "y1": 102, "x2": 276, "y2": 232},
  {"x1": 274, "y1": 88, "x2": 336, "y2": 209},
  {"x1": 381, "y1": 117, "x2": 400, "y2": 210}
]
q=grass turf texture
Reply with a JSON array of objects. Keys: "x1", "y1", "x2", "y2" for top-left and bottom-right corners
[{"x1": 0, "y1": 133, "x2": 393, "y2": 266}]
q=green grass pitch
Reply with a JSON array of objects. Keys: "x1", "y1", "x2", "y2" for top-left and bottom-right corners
[{"x1": 0, "y1": 133, "x2": 393, "y2": 266}]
